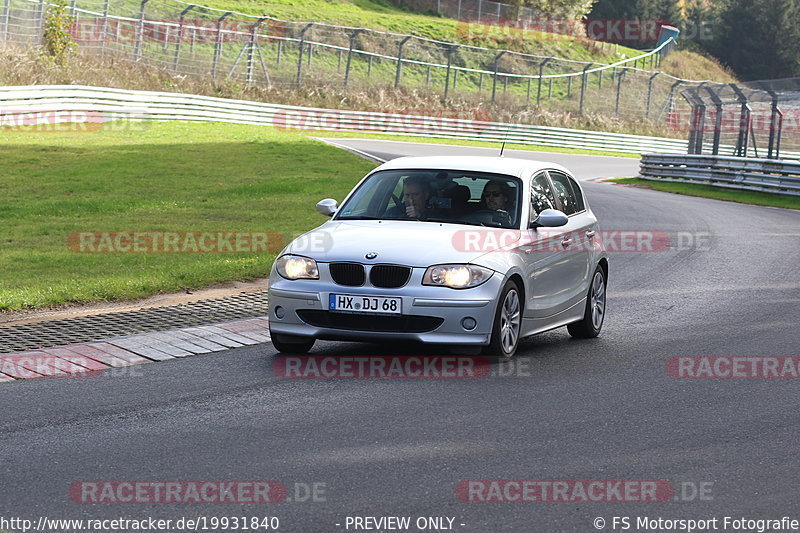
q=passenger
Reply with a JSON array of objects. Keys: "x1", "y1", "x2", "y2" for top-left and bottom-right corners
[{"x1": 479, "y1": 181, "x2": 515, "y2": 226}]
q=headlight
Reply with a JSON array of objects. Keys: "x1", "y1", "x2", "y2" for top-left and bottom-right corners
[
  {"x1": 276, "y1": 255, "x2": 319, "y2": 280},
  {"x1": 422, "y1": 264, "x2": 493, "y2": 289}
]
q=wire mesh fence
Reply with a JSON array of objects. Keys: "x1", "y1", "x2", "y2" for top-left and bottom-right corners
[
  {"x1": 3, "y1": 0, "x2": 799, "y2": 160},
  {"x1": 672, "y1": 79, "x2": 800, "y2": 159}
]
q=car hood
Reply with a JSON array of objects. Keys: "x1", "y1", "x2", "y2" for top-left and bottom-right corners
[{"x1": 283, "y1": 220, "x2": 521, "y2": 267}]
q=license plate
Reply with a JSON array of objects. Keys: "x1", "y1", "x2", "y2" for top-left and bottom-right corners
[{"x1": 329, "y1": 294, "x2": 402, "y2": 315}]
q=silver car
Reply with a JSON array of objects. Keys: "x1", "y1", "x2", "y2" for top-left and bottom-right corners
[{"x1": 268, "y1": 156, "x2": 608, "y2": 357}]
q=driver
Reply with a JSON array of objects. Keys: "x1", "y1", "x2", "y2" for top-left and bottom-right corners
[{"x1": 386, "y1": 176, "x2": 437, "y2": 219}]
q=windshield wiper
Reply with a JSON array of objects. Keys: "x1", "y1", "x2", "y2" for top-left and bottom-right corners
[{"x1": 336, "y1": 216, "x2": 384, "y2": 220}]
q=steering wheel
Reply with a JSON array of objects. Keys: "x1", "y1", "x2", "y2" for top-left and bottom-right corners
[{"x1": 463, "y1": 209, "x2": 512, "y2": 227}]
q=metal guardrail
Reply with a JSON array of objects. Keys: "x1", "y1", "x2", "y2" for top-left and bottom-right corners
[
  {"x1": 0, "y1": 85, "x2": 691, "y2": 154},
  {"x1": 639, "y1": 154, "x2": 800, "y2": 196}
]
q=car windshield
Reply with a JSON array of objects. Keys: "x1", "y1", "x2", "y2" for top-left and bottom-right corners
[{"x1": 335, "y1": 169, "x2": 522, "y2": 228}]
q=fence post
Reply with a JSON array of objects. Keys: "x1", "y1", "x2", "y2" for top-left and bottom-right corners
[
  {"x1": 657, "y1": 80, "x2": 682, "y2": 122},
  {"x1": 730, "y1": 84, "x2": 750, "y2": 157},
  {"x1": 645, "y1": 72, "x2": 660, "y2": 117},
  {"x1": 134, "y1": 0, "x2": 150, "y2": 60},
  {"x1": 99, "y1": 0, "x2": 109, "y2": 56},
  {"x1": 579, "y1": 63, "x2": 593, "y2": 115},
  {"x1": 703, "y1": 85, "x2": 724, "y2": 156},
  {"x1": 598, "y1": 69, "x2": 603, "y2": 89},
  {"x1": 686, "y1": 89, "x2": 706, "y2": 155},
  {"x1": 394, "y1": 35, "x2": 411, "y2": 88},
  {"x1": 295, "y1": 22, "x2": 313, "y2": 87},
  {"x1": 2, "y1": 0, "x2": 10, "y2": 42},
  {"x1": 36, "y1": 0, "x2": 45, "y2": 44},
  {"x1": 344, "y1": 29, "x2": 364, "y2": 87},
  {"x1": 757, "y1": 82, "x2": 782, "y2": 159},
  {"x1": 443, "y1": 45, "x2": 456, "y2": 99},
  {"x1": 567, "y1": 75, "x2": 572, "y2": 97},
  {"x1": 491, "y1": 50, "x2": 506, "y2": 104},
  {"x1": 276, "y1": 39, "x2": 282, "y2": 64},
  {"x1": 172, "y1": 4, "x2": 195, "y2": 72},
  {"x1": 536, "y1": 57, "x2": 552, "y2": 106},
  {"x1": 246, "y1": 18, "x2": 266, "y2": 86},
  {"x1": 210, "y1": 12, "x2": 231, "y2": 78},
  {"x1": 477, "y1": 0, "x2": 482, "y2": 20},
  {"x1": 614, "y1": 68, "x2": 626, "y2": 115}
]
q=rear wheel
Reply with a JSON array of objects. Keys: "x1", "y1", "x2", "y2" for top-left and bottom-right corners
[
  {"x1": 483, "y1": 280, "x2": 522, "y2": 358},
  {"x1": 567, "y1": 266, "x2": 606, "y2": 339},
  {"x1": 271, "y1": 333, "x2": 315, "y2": 354}
]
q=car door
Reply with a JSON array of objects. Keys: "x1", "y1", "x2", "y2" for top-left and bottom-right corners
[
  {"x1": 521, "y1": 171, "x2": 572, "y2": 319},
  {"x1": 546, "y1": 170, "x2": 596, "y2": 311}
]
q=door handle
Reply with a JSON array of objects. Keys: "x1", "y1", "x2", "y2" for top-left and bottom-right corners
[
  {"x1": 586, "y1": 230, "x2": 596, "y2": 239},
  {"x1": 561, "y1": 238, "x2": 572, "y2": 248}
]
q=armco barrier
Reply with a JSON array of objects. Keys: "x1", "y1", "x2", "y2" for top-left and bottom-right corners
[
  {"x1": 0, "y1": 85, "x2": 690, "y2": 155},
  {"x1": 640, "y1": 154, "x2": 800, "y2": 196}
]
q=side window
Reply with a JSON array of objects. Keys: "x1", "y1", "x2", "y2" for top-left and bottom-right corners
[
  {"x1": 530, "y1": 172, "x2": 556, "y2": 219},
  {"x1": 547, "y1": 171, "x2": 581, "y2": 216},
  {"x1": 568, "y1": 176, "x2": 585, "y2": 213}
]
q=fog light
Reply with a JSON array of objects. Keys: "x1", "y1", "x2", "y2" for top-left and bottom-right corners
[
  {"x1": 461, "y1": 317, "x2": 477, "y2": 330},
  {"x1": 274, "y1": 306, "x2": 285, "y2": 319}
]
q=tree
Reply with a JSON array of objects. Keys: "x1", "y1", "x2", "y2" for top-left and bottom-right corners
[{"x1": 709, "y1": 0, "x2": 800, "y2": 79}]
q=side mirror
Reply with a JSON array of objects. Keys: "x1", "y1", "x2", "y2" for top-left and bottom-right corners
[
  {"x1": 530, "y1": 208, "x2": 568, "y2": 228},
  {"x1": 316, "y1": 198, "x2": 338, "y2": 217}
]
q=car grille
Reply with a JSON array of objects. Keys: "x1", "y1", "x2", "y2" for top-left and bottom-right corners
[
  {"x1": 329, "y1": 262, "x2": 365, "y2": 286},
  {"x1": 369, "y1": 265, "x2": 411, "y2": 288},
  {"x1": 296, "y1": 310, "x2": 443, "y2": 333}
]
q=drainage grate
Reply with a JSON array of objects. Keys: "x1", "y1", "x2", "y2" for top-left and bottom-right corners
[{"x1": 0, "y1": 291, "x2": 269, "y2": 352}]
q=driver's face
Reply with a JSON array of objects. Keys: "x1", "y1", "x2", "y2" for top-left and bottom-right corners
[{"x1": 403, "y1": 184, "x2": 428, "y2": 210}]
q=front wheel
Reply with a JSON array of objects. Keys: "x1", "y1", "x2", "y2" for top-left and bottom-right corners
[
  {"x1": 567, "y1": 266, "x2": 606, "y2": 339},
  {"x1": 271, "y1": 333, "x2": 315, "y2": 354},
  {"x1": 483, "y1": 280, "x2": 523, "y2": 358}
]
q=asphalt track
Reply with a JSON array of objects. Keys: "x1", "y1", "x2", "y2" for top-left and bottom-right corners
[{"x1": 2, "y1": 139, "x2": 799, "y2": 533}]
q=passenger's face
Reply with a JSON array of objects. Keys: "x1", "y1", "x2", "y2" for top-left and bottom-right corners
[
  {"x1": 483, "y1": 186, "x2": 507, "y2": 210},
  {"x1": 403, "y1": 184, "x2": 428, "y2": 210}
]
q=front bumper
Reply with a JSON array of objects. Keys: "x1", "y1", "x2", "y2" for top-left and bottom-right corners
[{"x1": 268, "y1": 266, "x2": 503, "y2": 345}]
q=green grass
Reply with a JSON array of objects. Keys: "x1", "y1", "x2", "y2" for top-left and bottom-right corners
[
  {"x1": 0, "y1": 121, "x2": 376, "y2": 311},
  {"x1": 317, "y1": 131, "x2": 640, "y2": 158},
  {"x1": 608, "y1": 178, "x2": 800, "y2": 210}
]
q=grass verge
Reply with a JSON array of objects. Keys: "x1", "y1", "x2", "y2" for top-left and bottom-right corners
[
  {"x1": 0, "y1": 121, "x2": 376, "y2": 311},
  {"x1": 607, "y1": 178, "x2": 800, "y2": 210}
]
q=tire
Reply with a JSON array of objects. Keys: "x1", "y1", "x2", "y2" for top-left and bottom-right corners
[
  {"x1": 271, "y1": 333, "x2": 315, "y2": 354},
  {"x1": 567, "y1": 266, "x2": 606, "y2": 339},
  {"x1": 483, "y1": 279, "x2": 523, "y2": 358}
]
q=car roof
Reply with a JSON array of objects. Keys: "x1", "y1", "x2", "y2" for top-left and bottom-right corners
[{"x1": 372, "y1": 156, "x2": 571, "y2": 179}]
